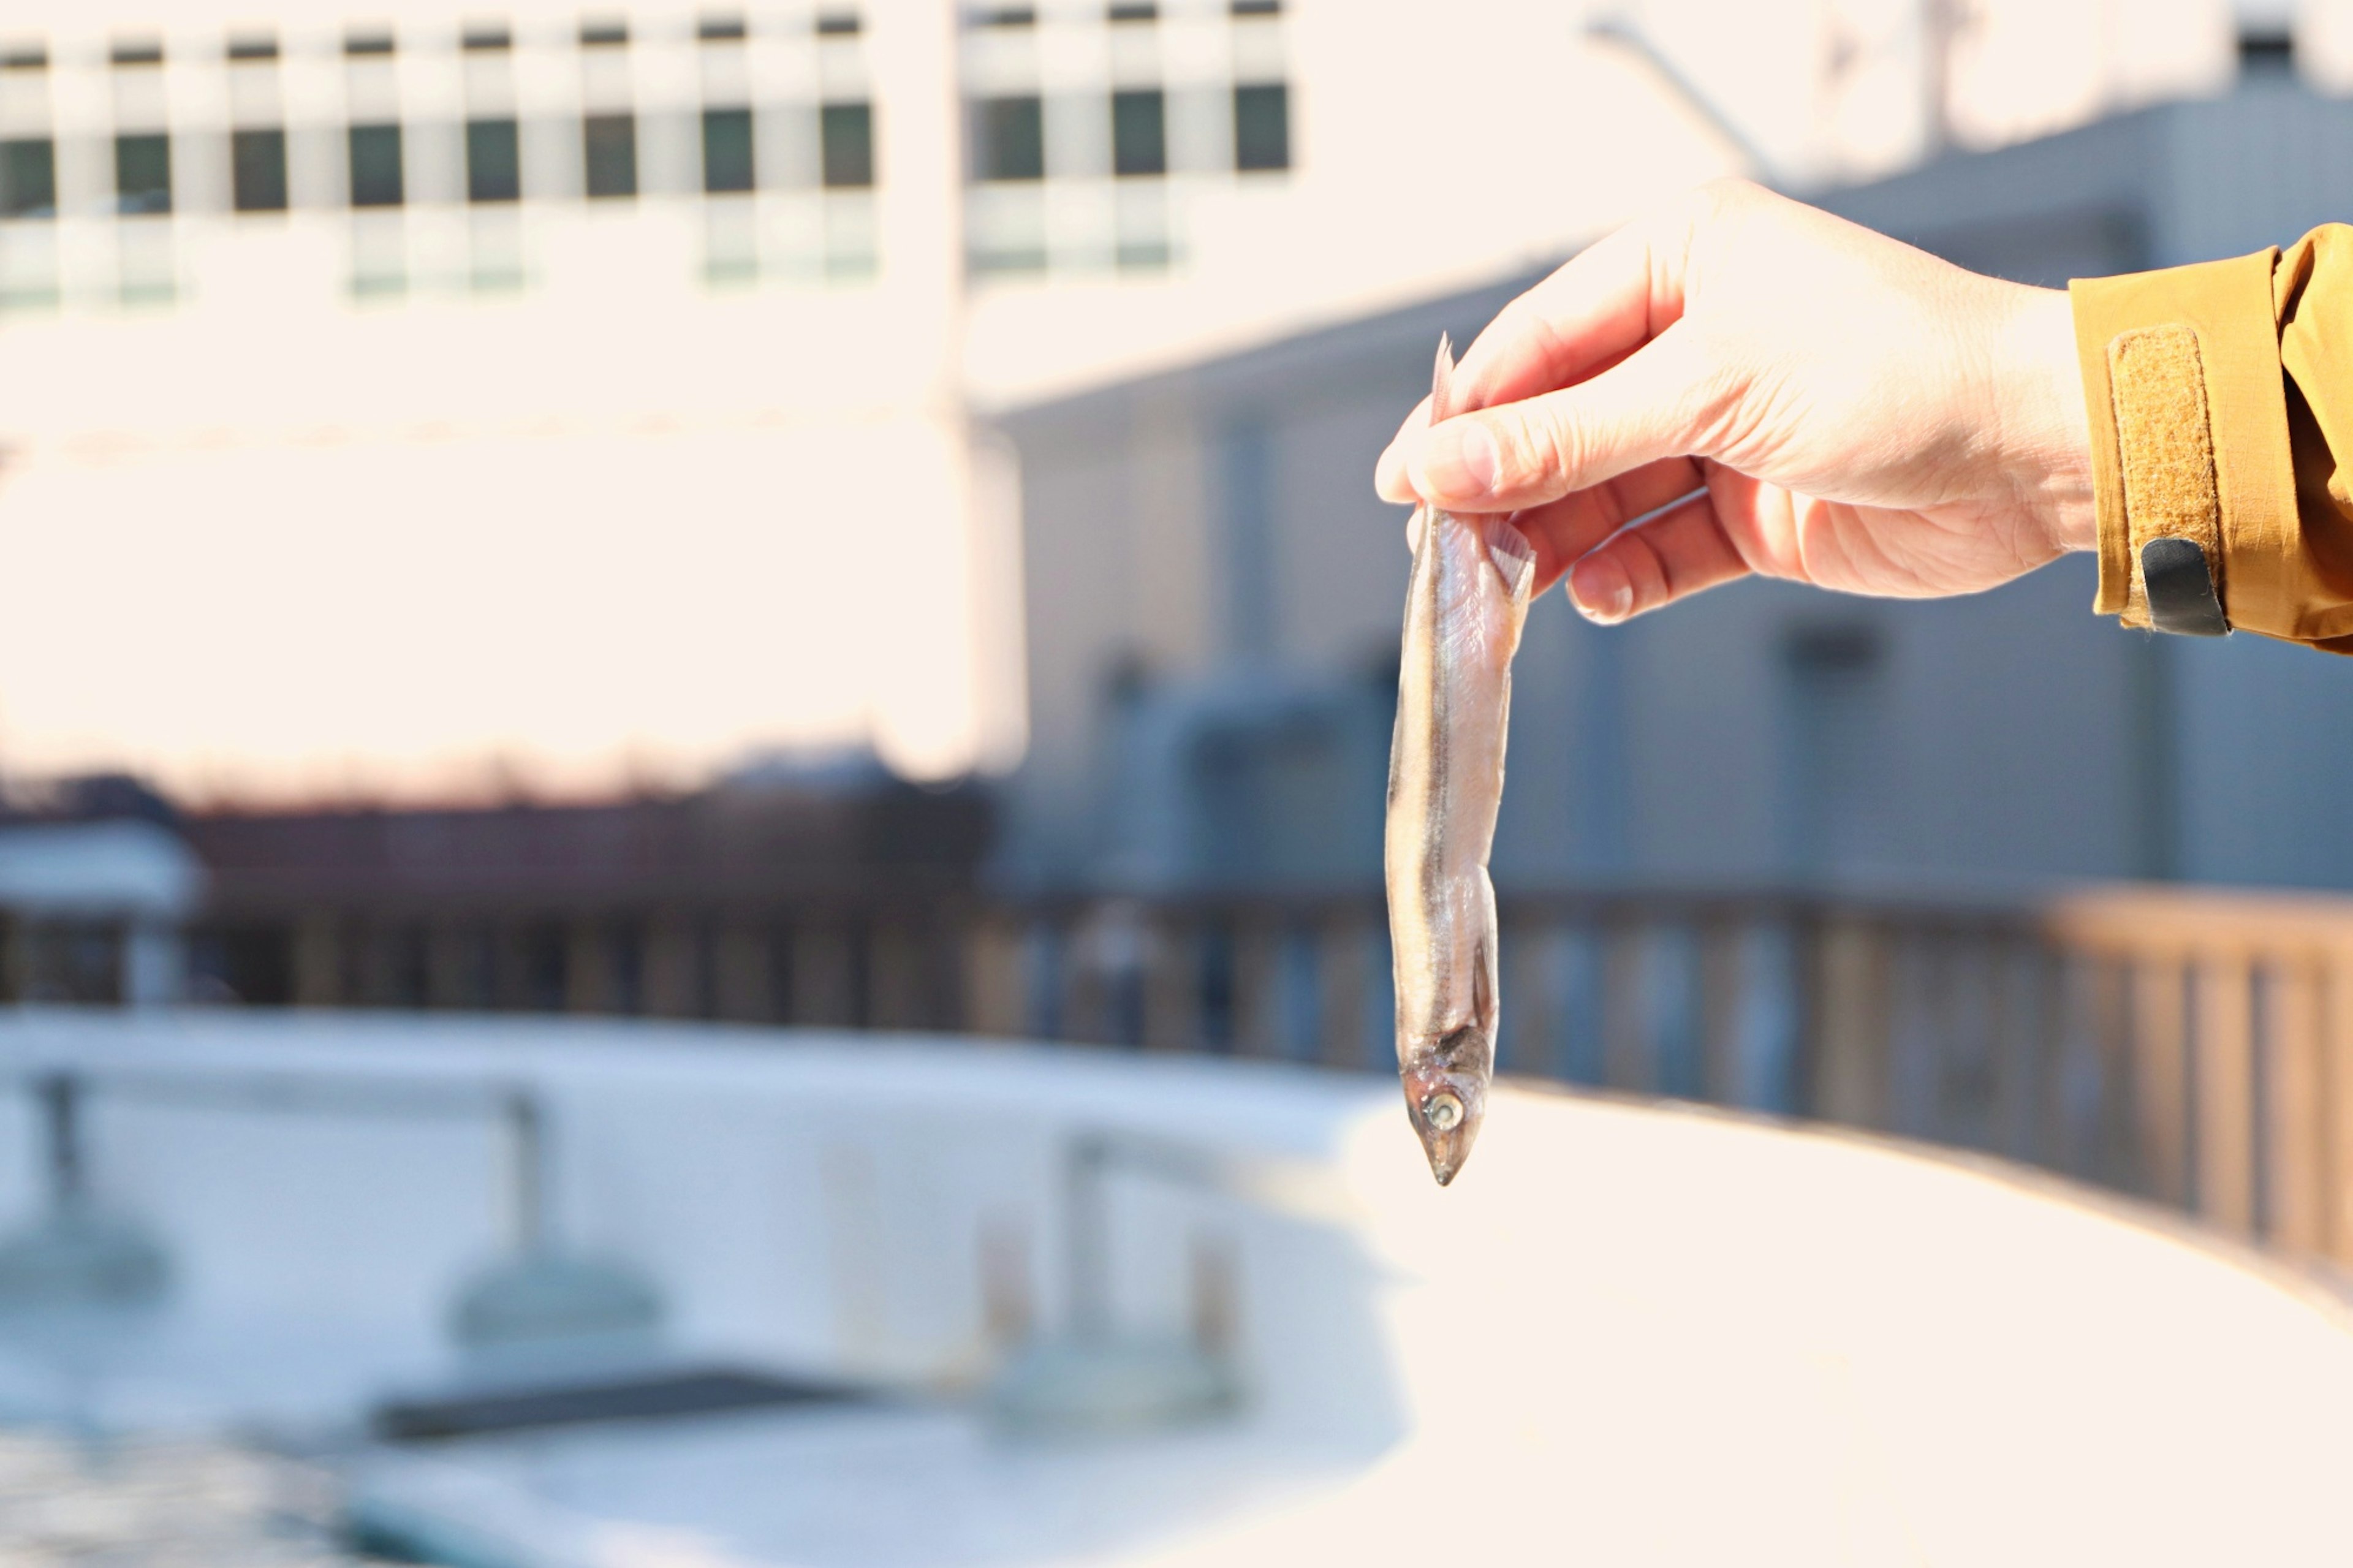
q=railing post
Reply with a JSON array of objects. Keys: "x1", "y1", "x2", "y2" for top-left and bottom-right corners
[
  {"x1": 2077, "y1": 952, "x2": 2134, "y2": 1190},
  {"x1": 2264, "y1": 958, "x2": 2328, "y2": 1259},
  {"x1": 0, "y1": 915, "x2": 23, "y2": 1004},
  {"x1": 2325, "y1": 945, "x2": 2353, "y2": 1271},
  {"x1": 1806, "y1": 911, "x2": 1891, "y2": 1129},
  {"x1": 292, "y1": 912, "x2": 344, "y2": 1007},
  {"x1": 2011, "y1": 939, "x2": 2066, "y2": 1170},
  {"x1": 1697, "y1": 917, "x2": 1746, "y2": 1107},
  {"x1": 1502, "y1": 915, "x2": 1561, "y2": 1081},
  {"x1": 790, "y1": 917, "x2": 859, "y2": 1028},
  {"x1": 565, "y1": 920, "x2": 617, "y2": 1013},
  {"x1": 2130, "y1": 958, "x2": 2192, "y2": 1207},
  {"x1": 710, "y1": 920, "x2": 776, "y2": 1023},
  {"x1": 1600, "y1": 915, "x2": 1648, "y2": 1092},
  {"x1": 867, "y1": 917, "x2": 929, "y2": 1031},
  {"x1": 962, "y1": 909, "x2": 1029, "y2": 1039},
  {"x1": 1141, "y1": 907, "x2": 1200, "y2": 1053},
  {"x1": 425, "y1": 922, "x2": 479, "y2": 1009},
  {"x1": 641, "y1": 912, "x2": 704, "y2": 1018},
  {"x1": 2193, "y1": 953, "x2": 2257, "y2": 1235},
  {"x1": 1232, "y1": 914, "x2": 1281, "y2": 1059},
  {"x1": 1316, "y1": 911, "x2": 1369, "y2": 1071}
]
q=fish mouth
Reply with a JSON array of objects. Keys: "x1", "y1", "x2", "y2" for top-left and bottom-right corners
[{"x1": 1400, "y1": 1061, "x2": 1485, "y2": 1186}]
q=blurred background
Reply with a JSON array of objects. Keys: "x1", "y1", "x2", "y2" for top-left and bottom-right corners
[{"x1": 4, "y1": 1, "x2": 2353, "y2": 1563}]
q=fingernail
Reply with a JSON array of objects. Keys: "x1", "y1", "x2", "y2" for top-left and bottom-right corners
[
  {"x1": 1414, "y1": 420, "x2": 1501, "y2": 504},
  {"x1": 1570, "y1": 561, "x2": 1633, "y2": 624}
]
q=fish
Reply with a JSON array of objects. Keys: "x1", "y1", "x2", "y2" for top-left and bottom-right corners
[{"x1": 1385, "y1": 335, "x2": 1535, "y2": 1187}]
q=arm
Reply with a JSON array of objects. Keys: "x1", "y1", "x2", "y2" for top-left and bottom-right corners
[
  {"x1": 1372, "y1": 179, "x2": 2094, "y2": 624},
  {"x1": 1375, "y1": 178, "x2": 2353, "y2": 650},
  {"x1": 2075, "y1": 225, "x2": 2353, "y2": 648}
]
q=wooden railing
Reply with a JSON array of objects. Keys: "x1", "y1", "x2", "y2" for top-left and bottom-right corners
[
  {"x1": 27, "y1": 881, "x2": 2353, "y2": 1273},
  {"x1": 966, "y1": 885, "x2": 2353, "y2": 1276}
]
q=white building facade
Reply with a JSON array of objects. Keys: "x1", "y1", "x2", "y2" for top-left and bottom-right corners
[{"x1": 0, "y1": 0, "x2": 2286, "y2": 808}]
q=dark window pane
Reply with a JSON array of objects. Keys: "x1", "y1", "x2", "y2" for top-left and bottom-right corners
[
  {"x1": 349, "y1": 123, "x2": 404, "y2": 206},
  {"x1": 0, "y1": 138, "x2": 56, "y2": 218},
  {"x1": 820, "y1": 102, "x2": 873, "y2": 188},
  {"x1": 699, "y1": 14, "x2": 748, "y2": 40},
  {"x1": 232, "y1": 128, "x2": 287, "y2": 211},
  {"x1": 115, "y1": 133, "x2": 172, "y2": 214},
  {"x1": 467, "y1": 118, "x2": 520, "y2": 202},
  {"x1": 111, "y1": 39, "x2": 164, "y2": 65},
  {"x1": 971, "y1": 6, "x2": 1036, "y2": 25},
  {"x1": 1112, "y1": 88, "x2": 1164, "y2": 177},
  {"x1": 816, "y1": 12, "x2": 861, "y2": 34},
  {"x1": 580, "y1": 18, "x2": 629, "y2": 46},
  {"x1": 972, "y1": 95, "x2": 1043, "y2": 182},
  {"x1": 1233, "y1": 82, "x2": 1288, "y2": 171},
  {"x1": 702, "y1": 108, "x2": 754, "y2": 192},
  {"x1": 1230, "y1": 0, "x2": 1279, "y2": 13},
  {"x1": 584, "y1": 113, "x2": 637, "y2": 199},
  {"x1": 1108, "y1": 2, "x2": 1157, "y2": 18},
  {"x1": 461, "y1": 24, "x2": 511, "y2": 51},
  {"x1": 344, "y1": 31, "x2": 395, "y2": 55},
  {"x1": 227, "y1": 34, "x2": 278, "y2": 61}
]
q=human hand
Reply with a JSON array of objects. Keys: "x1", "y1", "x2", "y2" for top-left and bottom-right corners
[{"x1": 1373, "y1": 180, "x2": 2095, "y2": 624}]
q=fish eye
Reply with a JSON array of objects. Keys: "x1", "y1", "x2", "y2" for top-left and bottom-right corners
[{"x1": 1421, "y1": 1091, "x2": 1463, "y2": 1132}]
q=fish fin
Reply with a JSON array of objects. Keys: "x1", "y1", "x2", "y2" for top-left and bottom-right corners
[
  {"x1": 1431, "y1": 334, "x2": 1458, "y2": 423},
  {"x1": 1471, "y1": 935, "x2": 1496, "y2": 1039},
  {"x1": 1483, "y1": 516, "x2": 1536, "y2": 600}
]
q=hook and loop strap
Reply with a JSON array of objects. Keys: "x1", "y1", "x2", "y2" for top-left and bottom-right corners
[{"x1": 2106, "y1": 324, "x2": 2230, "y2": 637}]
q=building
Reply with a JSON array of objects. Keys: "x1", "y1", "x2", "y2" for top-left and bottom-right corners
[
  {"x1": 0, "y1": 0, "x2": 2270, "y2": 810},
  {"x1": 180, "y1": 762, "x2": 991, "y2": 1019},
  {"x1": 998, "y1": 66, "x2": 2353, "y2": 893}
]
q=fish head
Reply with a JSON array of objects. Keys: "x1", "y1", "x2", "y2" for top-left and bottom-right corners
[{"x1": 1400, "y1": 1023, "x2": 1490, "y2": 1186}]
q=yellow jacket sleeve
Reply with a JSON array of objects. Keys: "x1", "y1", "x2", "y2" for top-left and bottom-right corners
[{"x1": 2072, "y1": 227, "x2": 2353, "y2": 650}]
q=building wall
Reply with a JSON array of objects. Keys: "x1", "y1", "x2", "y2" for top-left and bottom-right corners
[
  {"x1": 1001, "y1": 81, "x2": 2353, "y2": 894},
  {"x1": 0, "y1": 0, "x2": 2262, "y2": 806}
]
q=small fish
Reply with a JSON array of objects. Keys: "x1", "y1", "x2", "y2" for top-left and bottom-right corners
[{"x1": 1385, "y1": 336, "x2": 1535, "y2": 1186}]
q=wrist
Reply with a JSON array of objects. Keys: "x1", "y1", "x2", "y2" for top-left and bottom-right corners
[{"x1": 2001, "y1": 284, "x2": 2098, "y2": 555}]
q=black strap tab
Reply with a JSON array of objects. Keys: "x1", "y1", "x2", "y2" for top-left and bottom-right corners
[{"x1": 2140, "y1": 536, "x2": 2229, "y2": 637}]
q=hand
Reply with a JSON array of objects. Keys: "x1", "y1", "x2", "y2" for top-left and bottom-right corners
[{"x1": 1373, "y1": 180, "x2": 2096, "y2": 624}]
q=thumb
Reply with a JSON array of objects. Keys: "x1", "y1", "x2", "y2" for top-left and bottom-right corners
[{"x1": 1401, "y1": 325, "x2": 1730, "y2": 512}]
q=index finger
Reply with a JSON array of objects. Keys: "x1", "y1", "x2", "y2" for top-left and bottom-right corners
[{"x1": 1447, "y1": 188, "x2": 1707, "y2": 416}]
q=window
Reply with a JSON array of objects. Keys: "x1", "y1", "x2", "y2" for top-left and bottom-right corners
[
  {"x1": 344, "y1": 31, "x2": 395, "y2": 56},
  {"x1": 115, "y1": 134, "x2": 172, "y2": 215},
  {"x1": 467, "y1": 119, "x2": 520, "y2": 202},
  {"x1": 1108, "y1": 2, "x2": 1158, "y2": 19},
  {"x1": 702, "y1": 108, "x2": 754, "y2": 192},
  {"x1": 461, "y1": 23, "x2": 512, "y2": 51},
  {"x1": 580, "y1": 18, "x2": 629, "y2": 46},
  {"x1": 698, "y1": 14, "x2": 748, "y2": 41},
  {"x1": 821, "y1": 102, "x2": 874, "y2": 188},
  {"x1": 110, "y1": 39, "x2": 164, "y2": 66},
  {"x1": 1233, "y1": 83, "x2": 1288, "y2": 171},
  {"x1": 971, "y1": 6, "x2": 1037, "y2": 25},
  {"x1": 0, "y1": 47, "x2": 47, "y2": 70},
  {"x1": 1112, "y1": 89, "x2": 1165, "y2": 177},
  {"x1": 584, "y1": 114, "x2": 637, "y2": 199},
  {"x1": 349, "y1": 124, "x2": 404, "y2": 206},
  {"x1": 816, "y1": 12, "x2": 862, "y2": 35},
  {"x1": 972, "y1": 96, "x2": 1043, "y2": 181},
  {"x1": 232, "y1": 128, "x2": 288, "y2": 211},
  {"x1": 227, "y1": 34, "x2": 278, "y2": 61},
  {"x1": 0, "y1": 138, "x2": 55, "y2": 218},
  {"x1": 1230, "y1": 0, "x2": 1279, "y2": 12}
]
